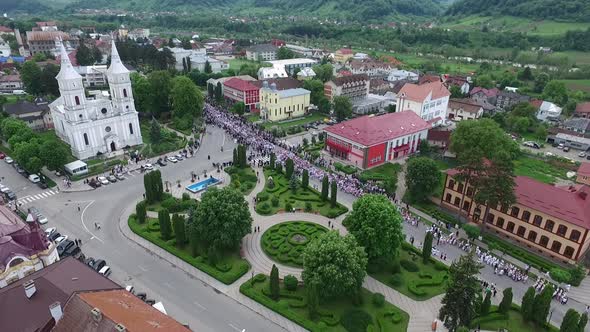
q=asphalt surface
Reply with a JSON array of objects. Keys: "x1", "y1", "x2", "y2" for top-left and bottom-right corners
[{"x1": 0, "y1": 126, "x2": 283, "y2": 332}]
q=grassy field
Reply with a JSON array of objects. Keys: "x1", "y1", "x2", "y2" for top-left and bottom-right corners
[
  {"x1": 228, "y1": 58, "x2": 260, "y2": 70},
  {"x1": 245, "y1": 113, "x2": 260, "y2": 123},
  {"x1": 557, "y1": 79, "x2": 590, "y2": 93},
  {"x1": 513, "y1": 156, "x2": 569, "y2": 184},
  {"x1": 262, "y1": 112, "x2": 329, "y2": 130},
  {"x1": 441, "y1": 15, "x2": 590, "y2": 36}
]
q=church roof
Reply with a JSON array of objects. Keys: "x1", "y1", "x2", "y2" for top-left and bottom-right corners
[
  {"x1": 107, "y1": 40, "x2": 129, "y2": 75},
  {"x1": 55, "y1": 39, "x2": 82, "y2": 81}
]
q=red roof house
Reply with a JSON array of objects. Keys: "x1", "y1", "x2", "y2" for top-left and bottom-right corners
[
  {"x1": 223, "y1": 77, "x2": 260, "y2": 111},
  {"x1": 577, "y1": 162, "x2": 590, "y2": 186},
  {"x1": 575, "y1": 102, "x2": 590, "y2": 118}
]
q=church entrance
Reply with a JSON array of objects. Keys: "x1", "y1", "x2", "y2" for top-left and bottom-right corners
[{"x1": 110, "y1": 141, "x2": 116, "y2": 152}]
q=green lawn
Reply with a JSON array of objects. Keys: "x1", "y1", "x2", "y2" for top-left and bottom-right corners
[
  {"x1": 513, "y1": 156, "x2": 569, "y2": 184},
  {"x1": 240, "y1": 274, "x2": 410, "y2": 332},
  {"x1": 128, "y1": 215, "x2": 249, "y2": 285},
  {"x1": 471, "y1": 307, "x2": 558, "y2": 332},
  {"x1": 245, "y1": 113, "x2": 260, "y2": 123},
  {"x1": 166, "y1": 122, "x2": 193, "y2": 136},
  {"x1": 441, "y1": 15, "x2": 590, "y2": 36},
  {"x1": 262, "y1": 112, "x2": 329, "y2": 130},
  {"x1": 143, "y1": 193, "x2": 198, "y2": 213},
  {"x1": 228, "y1": 58, "x2": 259, "y2": 70},
  {"x1": 255, "y1": 169, "x2": 348, "y2": 218},
  {"x1": 225, "y1": 166, "x2": 258, "y2": 195},
  {"x1": 359, "y1": 163, "x2": 401, "y2": 182},
  {"x1": 139, "y1": 121, "x2": 187, "y2": 158},
  {"x1": 261, "y1": 221, "x2": 328, "y2": 267},
  {"x1": 369, "y1": 243, "x2": 449, "y2": 301},
  {"x1": 557, "y1": 79, "x2": 590, "y2": 93}
]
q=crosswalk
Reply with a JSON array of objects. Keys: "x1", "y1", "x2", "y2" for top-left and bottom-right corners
[{"x1": 17, "y1": 190, "x2": 58, "y2": 205}]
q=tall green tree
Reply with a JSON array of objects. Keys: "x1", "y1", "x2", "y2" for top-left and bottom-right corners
[
  {"x1": 330, "y1": 180, "x2": 337, "y2": 207},
  {"x1": 285, "y1": 158, "x2": 294, "y2": 178},
  {"x1": 230, "y1": 102, "x2": 246, "y2": 116},
  {"x1": 76, "y1": 41, "x2": 95, "y2": 65},
  {"x1": 270, "y1": 264, "x2": 280, "y2": 301},
  {"x1": 171, "y1": 76, "x2": 203, "y2": 131},
  {"x1": 422, "y1": 231, "x2": 433, "y2": 263},
  {"x1": 321, "y1": 175, "x2": 329, "y2": 201},
  {"x1": 20, "y1": 61, "x2": 42, "y2": 95},
  {"x1": 302, "y1": 169, "x2": 309, "y2": 189},
  {"x1": 344, "y1": 194, "x2": 404, "y2": 262},
  {"x1": 533, "y1": 284, "x2": 554, "y2": 325},
  {"x1": 307, "y1": 282, "x2": 319, "y2": 319},
  {"x1": 534, "y1": 72, "x2": 550, "y2": 93},
  {"x1": 158, "y1": 208, "x2": 172, "y2": 240},
  {"x1": 498, "y1": 288, "x2": 513, "y2": 314},
  {"x1": 207, "y1": 82, "x2": 215, "y2": 98},
  {"x1": 136, "y1": 201, "x2": 147, "y2": 224},
  {"x1": 204, "y1": 60, "x2": 212, "y2": 74},
  {"x1": 561, "y1": 309, "x2": 581, "y2": 332},
  {"x1": 215, "y1": 82, "x2": 223, "y2": 103},
  {"x1": 277, "y1": 47, "x2": 295, "y2": 59},
  {"x1": 521, "y1": 287, "x2": 536, "y2": 321},
  {"x1": 172, "y1": 214, "x2": 186, "y2": 246},
  {"x1": 38, "y1": 140, "x2": 68, "y2": 171},
  {"x1": 147, "y1": 70, "x2": 172, "y2": 117},
  {"x1": 405, "y1": 157, "x2": 441, "y2": 202},
  {"x1": 269, "y1": 152, "x2": 276, "y2": 170},
  {"x1": 302, "y1": 231, "x2": 367, "y2": 300},
  {"x1": 543, "y1": 80, "x2": 569, "y2": 106},
  {"x1": 578, "y1": 313, "x2": 588, "y2": 332},
  {"x1": 438, "y1": 250, "x2": 482, "y2": 331},
  {"x1": 40, "y1": 64, "x2": 60, "y2": 96},
  {"x1": 480, "y1": 290, "x2": 492, "y2": 316},
  {"x1": 232, "y1": 148, "x2": 238, "y2": 165},
  {"x1": 131, "y1": 73, "x2": 151, "y2": 113},
  {"x1": 333, "y1": 96, "x2": 352, "y2": 122}
]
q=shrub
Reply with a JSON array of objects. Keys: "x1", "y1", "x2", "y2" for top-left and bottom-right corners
[
  {"x1": 569, "y1": 264, "x2": 586, "y2": 286},
  {"x1": 372, "y1": 293, "x2": 385, "y2": 307},
  {"x1": 271, "y1": 196, "x2": 280, "y2": 207},
  {"x1": 389, "y1": 274, "x2": 403, "y2": 286},
  {"x1": 463, "y1": 224, "x2": 481, "y2": 240},
  {"x1": 283, "y1": 275, "x2": 298, "y2": 291},
  {"x1": 182, "y1": 193, "x2": 190, "y2": 201},
  {"x1": 341, "y1": 309, "x2": 373, "y2": 332},
  {"x1": 256, "y1": 202, "x2": 271, "y2": 215},
  {"x1": 256, "y1": 192, "x2": 269, "y2": 201},
  {"x1": 550, "y1": 268, "x2": 572, "y2": 284},
  {"x1": 285, "y1": 202, "x2": 293, "y2": 212},
  {"x1": 305, "y1": 202, "x2": 312, "y2": 212},
  {"x1": 400, "y1": 259, "x2": 419, "y2": 272},
  {"x1": 391, "y1": 259, "x2": 401, "y2": 274}
]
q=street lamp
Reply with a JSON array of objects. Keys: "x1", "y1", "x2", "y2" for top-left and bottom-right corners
[{"x1": 165, "y1": 181, "x2": 170, "y2": 192}]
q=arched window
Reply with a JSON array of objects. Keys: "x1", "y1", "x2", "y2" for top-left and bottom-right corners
[
  {"x1": 75, "y1": 96, "x2": 80, "y2": 106},
  {"x1": 123, "y1": 88, "x2": 128, "y2": 97},
  {"x1": 527, "y1": 231, "x2": 537, "y2": 242},
  {"x1": 507, "y1": 222, "x2": 515, "y2": 233},
  {"x1": 83, "y1": 133, "x2": 89, "y2": 146},
  {"x1": 570, "y1": 230, "x2": 581, "y2": 242},
  {"x1": 517, "y1": 226, "x2": 526, "y2": 237},
  {"x1": 129, "y1": 123, "x2": 134, "y2": 135},
  {"x1": 522, "y1": 210, "x2": 531, "y2": 222},
  {"x1": 544, "y1": 220, "x2": 555, "y2": 232},
  {"x1": 539, "y1": 236, "x2": 549, "y2": 247},
  {"x1": 557, "y1": 225, "x2": 568, "y2": 237},
  {"x1": 564, "y1": 246, "x2": 575, "y2": 258},
  {"x1": 496, "y1": 217, "x2": 505, "y2": 229},
  {"x1": 551, "y1": 241, "x2": 562, "y2": 253}
]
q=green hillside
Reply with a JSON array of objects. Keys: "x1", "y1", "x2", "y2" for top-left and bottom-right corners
[{"x1": 446, "y1": 0, "x2": 590, "y2": 22}]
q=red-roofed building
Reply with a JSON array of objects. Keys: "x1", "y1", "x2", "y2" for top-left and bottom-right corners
[
  {"x1": 323, "y1": 111, "x2": 430, "y2": 169},
  {"x1": 397, "y1": 81, "x2": 450, "y2": 126},
  {"x1": 442, "y1": 170, "x2": 590, "y2": 263},
  {"x1": 575, "y1": 102, "x2": 590, "y2": 118},
  {"x1": 223, "y1": 77, "x2": 260, "y2": 111},
  {"x1": 577, "y1": 163, "x2": 590, "y2": 186},
  {"x1": 0, "y1": 26, "x2": 14, "y2": 36},
  {"x1": 335, "y1": 48, "x2": 354, "y2": 63}
]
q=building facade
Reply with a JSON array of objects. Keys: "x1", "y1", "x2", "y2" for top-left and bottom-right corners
[
  {"x1": 324, "y1": 74, "x2": 370, "y2": 103},
  {"x1": 75, "y1": 65, "x2": 108, "y2": 87},
  {"x1": 397, "y1": 81, "x2": 450, "y2": 126},
  {"x1": 26, "y1": 31, "x2": 78, "y2": 55},
  {"x1": 50, "y1": 41, "x2": 142, "y2": 160},
  {"x1": 496, "y1": 90, "x2": 530, "y2": 110},
  {"x1": 259, "y1": 82, "x2": 310, "y2": 122},
  {"x1": 323, "y1": 111, "x2": 430, "y2": 169},
  {"x1": 447, "y1": 98, "x2": 483, "y2": 121},
  {"x1": 0, "y1": 74, "x2": 23, "y2": 92},
  {"x1": 246, "y1": 44, "x2": 278, "y2": 61},
  {"x1": 334, "y1": 48, "x2": 354, "y2": 63},
  {"x1": 3, "y1": 98, "x2": 53, "y2": 131},
  {"x1": 574, "y1": 102, "x2": 590, "y2": 118},
  {"x1": 223, "y1": 77, "x2": 260, "y2": 111},
  {"x1": 577, "y1": 163, "x2": 590, "y2": 186},
  {"x1": 441, "y1": 170, "x2": 590, "y2": 264}
]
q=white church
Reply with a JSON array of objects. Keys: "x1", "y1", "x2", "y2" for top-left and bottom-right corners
[{"x1": 50, "y1": 40, "x2": 142, "y2": 160}]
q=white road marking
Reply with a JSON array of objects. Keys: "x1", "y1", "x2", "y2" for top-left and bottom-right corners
[
  {"x1": 48, "y1": 190, "x2": 55, "y2": 194},
  {"x1": 193, "y1": 301, "x2": 206, "y2": 310},
  {"x1": 138, "y1": 265, "x2": 147, "y2": 272},
  {"x1": 40, "y1": 193, "x2": 48, "y2": 198},
  {"x1": 33, "y1": 194, "x2": 42, "y2": 199},
  {"x1": 228, "y1": 323, "x2": 241, "y2": 332},
  {"x1": 80, "y1": 200, "x2": 104, "y2": 244}
]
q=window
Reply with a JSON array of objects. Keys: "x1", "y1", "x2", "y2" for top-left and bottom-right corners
[
  {"x1": 129, "y1": 123, "x2": 134, "y2": 135},
  {"x1": 496, "y1": 217, "x2": 505, "y2": 229},
  {"x1": 105, "y1": 126, "x2": 111, "y2": 133},
  {"x1": 551, "y1": 241, "x2": 562, "y2": 253},
  {"x1": 528, "y1": 231, "x2": 537, "y2": 242},
  {"x1": 511, "y1": 207, "x2": 520, "y2": 218},
  {"x1": 522, "y1": 211, "x2": 531, "y2": 222},
  {"x1": 507, "y1": 222, "x2": 515, "y2": 233},
  {"x1": 533, "y1": 215, "x2": 543, "y2": 226},
  {"x1": 445, "y1": 193, "x2": 452, "y2": 203},
  {"x1": 75, "y1": 96, "x2": 80, "y2": 105},
  {"x1": 557, "y1": 225, "x2": 568, "y2": 237},
  {"x1": 540, "y1": 236, "x2": 549, "y2": 247},
  {"x1": 544, "y1": 220, "x2": 555, "y2": 232},
  {"x1": 570, "y1": 230, "x2": 581, "y2": 242},
  {"x1": 517, "y1": 226, "x2": 526, "y2": 237},
  {"x1": 448, "y1": 179, "x2": 455, "y2": 189},
  {"x1": 83, "y1": 133, "x2": 89, "y2": 146},
  {"x1": 466, "y1": 187, "x2": 474, "y2": 197},
  {"x1": 486, "y1": 213, "x2": 495, "y2": 224},
  {"x1": 462, "y1": 201, "x2": 470, "y2": 211},
  {"x1": 500, "y1": 205, "x2": 509, "y2": 214},
  {"x1": 457, "y1": 183, "x2": 464, "y2": 193},
  {"x1": 454, "y1": 197, "x2": 460, "y2": 206},
  {"x1": 564, "y1": 246, "x2": 575, "y2": 258},
  {"x1": 101, "y1": 108, "x2": 107, "y2": 114}
]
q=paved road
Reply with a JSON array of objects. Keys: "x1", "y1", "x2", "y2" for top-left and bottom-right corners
[{"x1": 22, "y1": 126, "x2": 284, "y2": 332}]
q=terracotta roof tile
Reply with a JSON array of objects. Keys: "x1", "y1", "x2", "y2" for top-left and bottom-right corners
[
  {"x1": 448, "y1": 98, "x2": 483, "y2": 114},
  {"x1": 579, "y1": 163, "x2": 590, "y2": 177},
  {"x1": 398, "y1": 81, "x2": 450, "y2": 102},
  {"x1": 576, "y1": 102, "x2": 590, "y2": 114},
  {"x1": 223, "y1": 77, "x2": 259, "y2": 91},
  {"x1": 330, "y1": 74, "x2": 368, "y2": 86}
]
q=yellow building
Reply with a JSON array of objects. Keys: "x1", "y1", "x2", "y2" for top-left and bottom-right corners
[
  {"x1": 441, "y1": 169, "x2": 590, "y2": 264},
  {"x1": 259, "y1": 81, "x2": 310, "y2": 122},
  {"x1": 334, "y1": 48, "x2": 354, "y2": 64}
]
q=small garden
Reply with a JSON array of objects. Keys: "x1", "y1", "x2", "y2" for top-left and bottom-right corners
[
  {"x1": 514, "y1": 155, "x2": 571, "y2": 184},
  {"x1": 226, "y1": 144, "x2": 258, "y2": 195},
  {"x1": 261, "y1": 221, "x2": 328, "y2": 267},
  {"x1": 241, "y1": 275, "x2": 409, "y2": 332},
  {"x1": 144, "y1": 192, "x2": 198, "y2": 213},
  {"x1": 359, "y1": 163, "x2": 401, "y2": 182},
  {"x1": 470, "y1": 306, "x2": 559, "y2": 332},
  {"x1": 140, "y1": 119, "x2": 187, "y2": 158},
  {"x1": 255, "y1": 158, "x2": 348, "y2": 218},
  {"x1": 370, "y1": 242, "x2": 449, "y2": 301}
]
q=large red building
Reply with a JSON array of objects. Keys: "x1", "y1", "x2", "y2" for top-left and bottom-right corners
[
  {"x1": 323, "y1": 111, "x2": 431, "y2": 169},
  {"x1": 223, "y1": 78, "x2": 260, "y2": 111}
]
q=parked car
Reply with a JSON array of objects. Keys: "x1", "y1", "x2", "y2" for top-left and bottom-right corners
[
  {"x1": 523, "y1": 141, "x2": 540, "y2": 149},
  {"x1": 115, "y1": 173, "x2": 125, "y2": 181},
  {"x1": 545, "y1": 152, "x2": 555, "y2": 157},
  {"x1": 4, "y1": 190, "x2": 16, "y2": 201},
  {"x1": 157, "y1": 159, "x2": 167, "y2": 167},
  {"x1": 85, "y1": 257, "x2": 95, "y2": 268},
  {"x1": 55, "y1": 235, "x2": 69, "y2": 245},
  {"x1": 15, "y1": 164, "x2": 25, "y2": 173},
  {"x1": 89, "y1": 179, "x2": 101, "y2": 188},
  {"x1": 44, "y1": 227, "x2": 57, "y2": 237},
  {"x1": 587, "y1": 155, "x2": 590, "y2": 160},
  {"x1": 563, "y1": 146, "x2": 570, "y2": 152},
  {"x1": 142, "y1": 164, "x2": 154, "y2": 171},
  {"x1": 48, "y1": 232, "x2": 62, "y2": 242},
  {"x1": 98, "y1": 176, "x2": 110, "y2": 185},
  {"x1": 107, "y1": 175, "x2": 117, "y2": 183},
  {"x1": 64, "y1": 244, "x2": 81, "y2": 258},
  {"x1": 579, "y1": 152, "x2": 587, "y2": 158},
  {"x1": 99, "y1": 266, "x2": 112, "y2": 277},
  {"x1": 57, "y1": 239, "x2": 74, "y2": 256},
  {"x1": 0, "y1": 185, "x2": 9, "y2": 193},
  {"x1": 4, "y1": 156, "x2": 13, "y2": 164},
  {"x1": 175, "y1": 154, "x2": 184, "y2": 161},
  {"x1": 37, "y1": 215, "x2": 48, "y2": 225},
  {"x1": 557, "y1": 143, "x2": 565, "y2": 149},
  {"x1": 167, "y1": 156, "x2": 178, "y2": 163},
  {"x1": 93, "y1": 259, "x2": 106, "y2": 272},
  {"x1": 37, "y1": 181, "x2": 48, "y2": 189},
  {"x1": 28, "y1": 174, "x2": 40, "y2": 183}
]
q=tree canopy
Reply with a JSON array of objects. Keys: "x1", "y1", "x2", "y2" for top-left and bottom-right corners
[
  {"x1": 171, "y1": 76, "x2": 203, "y2": 130},
  {"x1": 333, "y1": 96, "x2": 352, "y2": 122},
  {"x1": 405, "y1": 157, "x2": 441, "y2": 202}
]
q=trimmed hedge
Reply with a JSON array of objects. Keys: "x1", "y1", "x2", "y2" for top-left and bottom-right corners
[
  {"x1": 262, "y1": 221, "x2": 328, "y2": 267},
  {"x1": 400, "y1": 259, "x2": 419, "y2": 272},
  {"x1": 341, "y1": 309, "x2": 372, "y2": 332},
  {"x1": 334, "y1": 162, "x2": 357, "y2": 175}
]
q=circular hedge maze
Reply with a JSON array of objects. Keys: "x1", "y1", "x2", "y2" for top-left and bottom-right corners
[{"x1": 261, "y1": 221, "x2": 328, "y2": 267}]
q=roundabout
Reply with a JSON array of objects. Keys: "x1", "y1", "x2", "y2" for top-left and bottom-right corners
[{"x1": 261, "y1": 221, "x2": 328, "y2": 267}]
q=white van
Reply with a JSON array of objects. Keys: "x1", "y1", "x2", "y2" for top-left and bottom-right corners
[
  {"x1": 12, "y1": 90, "x2": 25, "y2": 95},
  {"x1": 99, "y1": 266, "x2": 112, "y2": 277},
  {"x1": 28, "y1": 174, "x2": 40, "y2": 183}
]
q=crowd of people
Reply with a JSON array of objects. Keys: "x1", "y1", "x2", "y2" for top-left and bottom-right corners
[{"x1": 476, "y1": 246, "x2": 529, "y2": 283}]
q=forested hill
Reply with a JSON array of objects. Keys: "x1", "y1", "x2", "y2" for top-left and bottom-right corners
[
  {"x1": 446, "y1": 0, "x2": 590, "y2": 22},
  {"x1": 4, "y1": 0, "x2": 447, "y2": 21}
]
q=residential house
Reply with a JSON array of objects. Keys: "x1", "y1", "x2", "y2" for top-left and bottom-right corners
[
  {"x1": 0, "y1": 37, "x2": 10, "y2": 57},
  {"x1": 26, "y1": 31, "x2": 78, "y2": 56},
  {"x1": 348, "y1": 59, "x2": 392, "y2": 78},
  {"x1": 53, "y1": 289, "x2": 191, "y2": 332},
  {"x1": 334, "y1": 48, "x2": 354, "y2": 63},
  {"x1": 167, "y1": 47, "x2": 207, "y2": 71},
  {"x1": 443, "y1": 75, "x2": 470, "y2": 95},
  {"x1": 496, "y1": 90, "x2": 530, "y2": 110},
  {"x1": 574, "y1": 102, "x2": 590, "y2": 118},
  {"x1": 396, "y1": 81, "x2": 451, "y2": 126},
  {"x1": 577, "y1": 163, "x2": 590, "y2": 186},
  {"x1": 447, "y1": 98, "x2": 484, "y2": 121},
  {"x1": 223, "y1": 77, "x2": 260, "y2": 111},
  {"x1": 563, "y1": 118, "x2": 590, "y2": 136},
  {"x1": 128, "y1": 28, "x2": 150, "y2": 41},
  {"x1": 251, "y1": 77, "x2": 303, "y2": 91},
  {"x1": 3, "y1": 98, "x2": 54, "y2": 130},
  {"x1": 470, "y1": 87, "x2": 500, "y2": 105},
  {"x1": 297, "y1": 67, "x2": 316, "y2": 80},
  {"x1": 323, "y1": 111, "x2": 430, "y2": 169},
  {"x1": 259, "y1": 81, "x2": 310, "y2": 122},
  {"x1": 189, "y1": 55, "x2": 228, "y2": 73},
  {"x1": 75, "y1": 65, "x2": 108, "y2": 87},
  {"x1": 0, "y1": 257, "x2": 122, "y2": 331},
  {"x1": 324, "y1": 74, "x2": 370, "y2": 103},
  {"x1": 271, "y1": 39, "x2": 286, "y2": 47},
  {"x1": 246, "y1": 44, "x2": 278, "y2": 61},
  {"x1": 35, "y1": 21, "x2": 58, "y2": 32},
  {"x1": 206, "y1": 75, "x2": 256, "y2": 94},
  {"x1": 0, "y1": 206, "x2": 59, "y2": 288},
  {"x1": 0, "y1": 74, "x2": 23, "y2": 92},
  {"x1": 386, "y1": 69, "x2": 418, "y2": 83},
  {"x1": 427, "y1": 130, "x2": 451, "y2": 149},
  {"x1": 258, "y1": 66, "x2": 288, "y2": 79},
  {"x1": 353, "y1": 53, "x2": 369, "y2": 60},
  {"x1": 0, "y1": 26, "x2": 15, "y2": 36},
  {"x1": 441, "y1": 170, "x2": 590, "y2": 264},
  {"x1": 536, "y1": 101, "x2": 562, "y2": 122},
  {"x1": 418, "y1": 74, "x2": 441, "y2": 85},
  {"x1": 285, "y1": 44, "x2": 313, "y2": 57}
]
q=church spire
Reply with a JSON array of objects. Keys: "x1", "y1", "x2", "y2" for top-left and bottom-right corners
[
  {"x1": 108, "y1": 39, "x2": 129, "y2": 75},
  {"x1": 55, "y1": 38, "x2": 82, "y2": 80}
]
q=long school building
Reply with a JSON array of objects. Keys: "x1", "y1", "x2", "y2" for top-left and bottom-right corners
[{"x1": 323, "y1": 111, "x2": 430, "y2": 169}]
